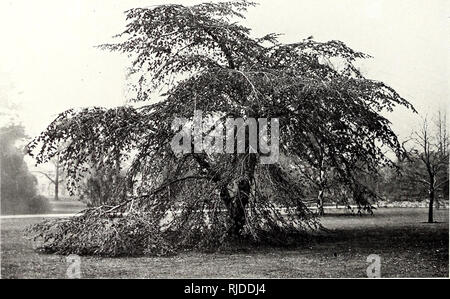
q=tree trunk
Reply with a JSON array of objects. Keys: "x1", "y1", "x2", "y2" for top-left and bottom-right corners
[
  {"x1": 221, "y1": 178, "x2": 251, "y2": 238},
  {"x1": 428, "y1": 188, "x2": 434, "y2": 223},
  {"x1": 54, "y1": 164, "x2": 59, "y2": 201},
  {"x1": 317, "y1": 190, "x2": 325, "y2": 216},
  {"x1": 220, "y1": 120, "x2": 257, "y2": 238},
  {"x1": 317, "y1": 168, "x2": 325, "y2": 216},
  {"x1": 220, "y1": 153, "x2": 256, "y2": 238},
  {"x1": 235, "y1": 179, "x2": 250, "y2": 234}
]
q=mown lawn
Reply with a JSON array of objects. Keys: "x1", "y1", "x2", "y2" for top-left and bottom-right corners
[{"x1": 1, "y1": 208, "x2": 448, "y2": 278}]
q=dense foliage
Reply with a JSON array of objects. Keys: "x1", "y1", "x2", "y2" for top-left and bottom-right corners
[
  {"x1": 1, "y1": 125, "x2": 49, "y2": 214},
  {"x1": 27, "y1": 1, "x2": 413, "y2": 255}
]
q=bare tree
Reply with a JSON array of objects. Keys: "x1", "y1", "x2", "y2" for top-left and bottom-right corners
[
  {"x1": 405, "y1": 112, "x2": 449, "y2": 223},
  {"x1": 34, "y1": 155, "x2": 63, "y2": 201}
]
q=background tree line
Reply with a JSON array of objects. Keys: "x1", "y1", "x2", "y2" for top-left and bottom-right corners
[
  {"x1": 306, "y1": 111, "x2": 448, "y2": 222},
  {"x1": 0, "y1": 124, "x2": 49, "y2": 214}
]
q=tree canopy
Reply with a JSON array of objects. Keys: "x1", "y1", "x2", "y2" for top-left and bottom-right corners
[{"x1": 28, "y1": 1, "x2": 414, "y2": 254}]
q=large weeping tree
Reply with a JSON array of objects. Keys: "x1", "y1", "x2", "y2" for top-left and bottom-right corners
[{"x1": 27, "y1": 1, "x2": 414, "y2": 255}]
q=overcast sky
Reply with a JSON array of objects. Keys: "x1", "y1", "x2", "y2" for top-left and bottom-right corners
[{"x1": 0, "y1": 0, "x2": 449, "y2": 140}]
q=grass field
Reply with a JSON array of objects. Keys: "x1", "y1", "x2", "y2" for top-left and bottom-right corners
[{"x1": 1, "y1": 208, "x2": 448, "y2": 278}]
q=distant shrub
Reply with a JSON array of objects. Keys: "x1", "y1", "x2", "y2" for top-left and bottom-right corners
[
  {"x1": 1, "y1": 195, "x2": 50, "y2": 215},
  {"x1": 77, "y1": 167, "x2": 128, "y2": 208},
  {"x1": 27, "y1": 195, "x2": 51, "y2": 214}
]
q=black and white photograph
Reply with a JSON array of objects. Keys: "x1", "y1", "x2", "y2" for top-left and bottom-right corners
[{"x1": 0, "y1": 0, "x2": 448, "y2": 284}]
